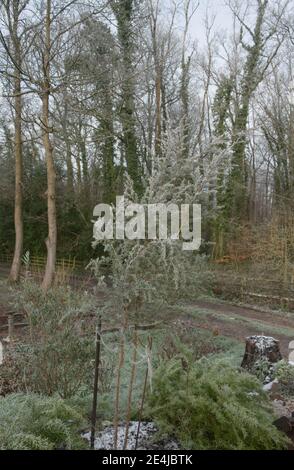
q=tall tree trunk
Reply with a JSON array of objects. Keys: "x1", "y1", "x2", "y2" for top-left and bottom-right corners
[
  {"x1": 101, "y1": 89, "x2": 115, "y2": 204},
  {"x1": 80, "y1": 138, "x2": 91, "y2": 212},
  {"x1": 65, "y1": 137, "x2": 74, "y2": 197},
  {"x1": 180, "y1": 59, "x2": 190, "y2": 160},
  {"x1": 227, "y1": 0, "x2": 268, "y2": 222},
  {"x1": 63, "y1": 100, "x2": 74, "y2": 197},
  {"x1": 211, "y1": 75, "x2": 233, "y2": 257},
  {"x1": 42, "y1": 0, "x2": 57, "y2": 292},
  {"x1": 112, "y1": 0, "x2": 141, "y2": 194},
  {"x1": 9, "y1": 1, "x2": 24, "y2": 283},
  {"x1": 288, "y1": 103, "x2": 294, "y2": 200},
  {"x1": 155, "y1": 65, "x2": 162, "y2": 157},
  {"x1": 9, "y1": 67, "x2": 23, "y2": 283}
]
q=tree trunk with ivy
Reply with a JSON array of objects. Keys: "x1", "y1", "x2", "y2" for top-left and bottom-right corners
[
  {"x1": 226, "y1": 0, "x2": 269, "y2": 223},
  {"x1": 211, "y1": 75, "x2": 233, "y2": 258},
  {"x1": 111, "y1": 0, "x2": 142, "y2": 194}
]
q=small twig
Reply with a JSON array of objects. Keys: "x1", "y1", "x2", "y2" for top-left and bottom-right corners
[
  {"x1": 123, "y1": 327, "x2": 138, "y2": 450},
  {"x1": 90, "y1": 316, "x2": 102, "y2": 449},
  {"x1": 101, "y1": 321, "x2": 164, "y2": 335},
  {"x1": 135, "y1": 336, "x2": 153, "y2": 450},
  {"x1": 113, "y1": 306, "x2": 129, "y2": 449},
  {"x1": 8, "y1": 314, "x2": 14, "y2": 341}
]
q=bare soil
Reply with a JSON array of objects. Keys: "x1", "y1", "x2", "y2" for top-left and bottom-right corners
[
  {"x1": 177, "y1": 314, "x2": 291, "y2": 357},
  {"x1": 192, "y1": 299, "x2": 294, "y2": 329},
  {"x1": 178, "y1": 299, "x2": 294, "y2": 357}
]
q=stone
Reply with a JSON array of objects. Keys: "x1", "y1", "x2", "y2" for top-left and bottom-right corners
[
  {"x1": 273, "y1": 416, "x2": 292, "y2": 434},
  {"x1": 270, "y1": 393, "x2": 284, "y2": 401},
  {"x1": 263, "y1": 378, "x2": 279, "y2": 392}
]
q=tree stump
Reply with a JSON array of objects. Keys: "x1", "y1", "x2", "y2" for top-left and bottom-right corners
[{"x1": 241, "y1": 335, "x2": 282, "y2": 370}]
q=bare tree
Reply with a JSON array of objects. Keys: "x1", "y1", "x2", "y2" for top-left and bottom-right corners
[{"x1": 0, "y1": 1, "x2": 29, "y2": 282}]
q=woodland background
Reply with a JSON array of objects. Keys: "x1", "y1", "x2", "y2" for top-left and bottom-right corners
[{"x1": 1, "y1": 0, "x2": 294, "y2": 288}]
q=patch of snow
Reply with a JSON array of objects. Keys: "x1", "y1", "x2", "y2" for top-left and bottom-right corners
[
  {"x1": 263, "y1": 379, "x2": 279, "y2": 392},
  {"x1": 248, "y1": 335, "x2": 277, "y2": 353},
  {"x1": 83, "y1": 422, "x2": 158, "y2": 450}
]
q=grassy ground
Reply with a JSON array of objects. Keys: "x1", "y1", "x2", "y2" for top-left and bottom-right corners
[
  {"x1": 0, "y1": 266, "x2": 293, "y2": 449},
  {"x1": 1, "y1": 260, "x2": 293, "y2": 361}
]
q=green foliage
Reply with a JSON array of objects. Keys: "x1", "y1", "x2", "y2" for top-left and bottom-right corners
[
  {"x1": 0, "y1": 344, "x2": 28, "y2": 396},
  {"x1": 156, "y1": 327, "x2": 238, "y2": 363},
  {"x1": 275, "y1": 361, "x2": 294, "y2": 396},
  {"x1": 111, "y1": 0, "x2": 142, "y2": 195},
  {"x1": 13, "y1": 282, "x2": 97, "y2": 398},
  {"x1": 14, "y1": 278, "x2": 95, "y2": 323},
  {"x1": 147, "y1": 358, "x2": 289, "y2": 450},
  {"x1": 0, "y1": 154, "x2": 98, "y2": 260},
  {"x1": 0, "y1": 393, "x2": 86, "y2": 450},
  {"x1": 250, "y1": 357, "x2": 276, "y2": 383},
  {"x1": 212, "y1": 74, "x2": 233, "y2": 139}
]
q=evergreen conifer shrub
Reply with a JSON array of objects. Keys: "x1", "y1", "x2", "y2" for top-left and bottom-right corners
[
  {"x1": 147, "y1": 358, "x2": 290, "y2": 450},
  {"x1": 0, "y1": 393, "x2": 85, "y2": 450}
]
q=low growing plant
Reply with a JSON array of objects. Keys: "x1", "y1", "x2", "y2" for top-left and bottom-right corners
[
  {"x1": 146, "y1": 357, "x2": 290, "y2": 450},
  {"x1": 0, "y1": 393, "x2": 86, "y2": 450},
  {"x1": 12, "y1": 282, "x2": 97, "y2": 398},
  {"x1": 275, "y1": 360, "x2": 294, "y2": 396}
]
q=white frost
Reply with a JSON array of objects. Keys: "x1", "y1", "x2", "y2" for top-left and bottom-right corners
[
  {"x1": 83, "y1": 422, "x2": 157, "y2": 450},
  {"x1": 262, "y1": 378, "x2": 279, "y2": 392}
]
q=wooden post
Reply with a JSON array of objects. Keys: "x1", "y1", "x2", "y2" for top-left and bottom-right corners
[
  {"x1": 8, "y1": 314, "x2": 14, "y2": 341},
  {"x1": 90, "y1": 316, "x2": 102, "y2": 449}
]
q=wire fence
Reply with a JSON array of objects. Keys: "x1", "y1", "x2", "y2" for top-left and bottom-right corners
[
  {"x1": 0, "y1": 253, "x2": 94, "y2": 289},
  {"x1": 2, "y1": 252, "x2": 294, "y2": 309},
  {"x1": 0, "y1": 253, "x2": 85, "y2": 271}
]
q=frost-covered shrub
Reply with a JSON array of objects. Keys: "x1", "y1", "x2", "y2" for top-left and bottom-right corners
[
  {"x1": 14, "y1": 281, "x2": 95, "y2": 327},
  {"x1": 24, "y1": 335, "x2": 94, "y2": 398},
  {"x1": 0, "y1": 343, "x2": 31, "y2": 396},
  {"x1": 88, "y1": 130, "x2": 230, "y2": 438},
  {"x1": 12, "y1": 282, "x2": 97, "y2": 398},
  {"x1": 156, "y1": 328, "x2": 236, "y2": 363},
  {"x1": 275, "y1": 361, "x2": 294, "y2": 396},
  {"x1": 250, "y1": 357, "x2": 276, "y2": 384},
  {"x1": 147, "y1": 358, "x2": 290, "y2": 450},
  {"x1": 90, "y1": 129, "x2": 224, "y2": 314},
  {"x1": 0, "y1": 393, "x2": 86, "y2": 450}
]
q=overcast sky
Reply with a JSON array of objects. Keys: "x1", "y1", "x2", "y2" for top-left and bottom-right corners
[{"x1": 189, "y1": 0, "x2": 233, "y2": 46}]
